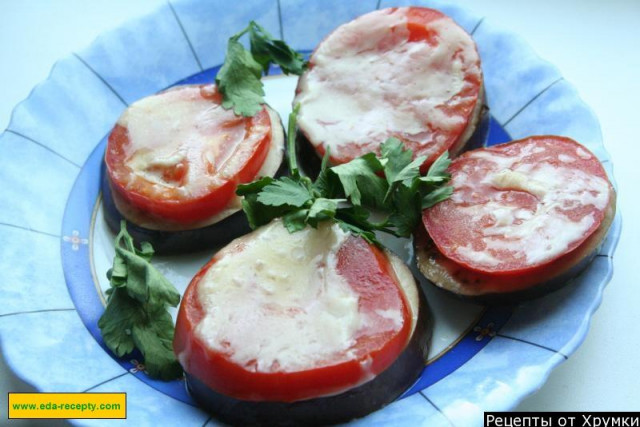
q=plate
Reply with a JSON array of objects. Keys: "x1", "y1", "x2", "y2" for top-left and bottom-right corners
[{"x1": 0, "y1": 0, "x2": 621, "y2": 425}]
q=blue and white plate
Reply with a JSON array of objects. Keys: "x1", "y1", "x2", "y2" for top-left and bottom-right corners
[{"x1": 0, "y1": 1, "x2": 621, "y2": 426}]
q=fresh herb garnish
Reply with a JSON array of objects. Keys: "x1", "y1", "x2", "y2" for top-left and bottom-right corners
[
  {"x1": 216, "y1": 21, "x2": 307, "y2": 117},
  {"x1": 237, "y1": 107, "x2": 453, "y2": 244},
  {"x1": 98, "y1": 221, "x2": 182, "y2": 380}
]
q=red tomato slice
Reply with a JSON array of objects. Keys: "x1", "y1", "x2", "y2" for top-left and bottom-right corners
[
  {"x1": 423, "y1": 136, "x2": 613, "y2": 275},
  {"x1": 295, "y1": 6, "x2": 483, "y2": 171},
  {"x1": 406, "y1": 7, "x2": 443, "y2": 43},
  {"x1": 105, "y1": 84, "x2": 272, "y2": 225},
  {"x1": 174, "y1": 226, "x2": 412, "y2": 402}
]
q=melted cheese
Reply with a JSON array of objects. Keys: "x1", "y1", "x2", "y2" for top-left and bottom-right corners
[
  {"x1": 195, "y1": 221, "x2": 369, "y2": 373},
  {"x1": 491, "y1": 169, "x2": 547, "y2": 199},
  {"x1": 576, "y1": 147, "x2": 591, "y2": 159},
  {"x1": 558, "y1": 154, "x2": 576, "y2": 163},
  {"x1": 295, "y1": 7, "x2": 481, "y2": 159}
]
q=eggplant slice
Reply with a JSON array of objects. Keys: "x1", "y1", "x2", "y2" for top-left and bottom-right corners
[
  {"x1": 414, "y1": 192, "x2": 616, "y2": 305},
  {"x1": 101, "y1": 106, "x2": 286, "y2": 254},
  {"x1": 185, "y1": 280, "x2": 430, "y2": 426},
  {"x1": 176, "y1": 221, "x2": 432, "y2": 425}
]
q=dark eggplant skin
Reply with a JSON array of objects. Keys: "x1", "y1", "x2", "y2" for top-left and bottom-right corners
[
  {"x1": 184, "y1": 274, "x2": 432, "y2": 427},
  {"x1": 101, "y1": 149, "x2": 288, "y2": 255},
  {"x1": 295, "y1": 101, "x2": 490, "y2": 181},
  {"x1": 413, "y1": 193, "x2": 616, "y2": 305},
  {"x1": 295, "y1": 129, "x2": 323, "y2": 181}
]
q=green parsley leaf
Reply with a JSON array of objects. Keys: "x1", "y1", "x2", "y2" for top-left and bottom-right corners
[
  {"x1": 249, "y1": 21, "x2": 306, "y2": 75},
  {"x1": 283, "y1": 209, "x2": 309, "y2": 233},
  {"x1": 308, "y1": 198, "x2": 339, "y2": 219},
  {"x1": 424, "y1": 150, "x2": 452, "y2": 181},
  {"x1": 242, "y1": 193, "x2": 292, "y2": 229},
  {"x1": 113, "y1": 247, "x2": 180, "y2": 310},
  {"x1": 238, "y1": 177, "x2": 294, "y2": 229},
  {"x1": 130, "y1": 310, "x2": 182, "y2": 380},
  {"x1": 422, "y1": 185, "x2": 454, "y2": 209},
  {"x1": 391, "y1": 156, "x2": 427, "y2": 187},
  {"x1": 380, "y1": 137, "x2": 427, "y2": 203},
  {"x1": 98, "y1": 221, "x2": 182, "y2": 381},
  {"x1": 307, "y1": 198, "x2": 342, "y2": 227},
  {"x1": 98, "y1": 287, "x2": 139, "y2": 357},
  {"x1": 107, "y1": 256, "x2": 127, "y2": 287},
  {"x1": 217, "y1": 22, "x2": 307, "y2": 116},
  {"x1": 386, "y1": 184, "x2": 423, "y2": 237},
  {"x1": 329, "y1": 153, "x2": 387, "y2": 207},
  {"x1": 99, "y1": 289, "x2": 182, "y2": 382},
  {"x1": 257, "y1": 176, "x2": 313, "y2": 207},
  {"x1": 236, "y1": 176, "x2": 275, "y2": 195},
  {"x1": 236, "y1": 108, "x2": 453, "y2": 245},
  {"x1": 334, "y1": 205, "x2": 386, "y2": 245},
  {"x1": 419, "y1": 151, "x2": 452, "y2": 194},
  {"x1": 380, "y1": 138, "x2": 414, "y2": 182},
  {"x1": 216, "y1": 37, "x2": 265, "y2": 117},
  {"x1": 313, "y1": 148, "x2": 341, "y2": 198},
  {"x1": 334, "y1": 219, "x2": 379, "y2": 246},
  {"x1": 419, "y1": 175, "x2": 450, "y2": 184}
]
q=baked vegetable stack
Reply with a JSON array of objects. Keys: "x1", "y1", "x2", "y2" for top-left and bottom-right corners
[{"x1": 415, "y1": 136, "x2": 616, "y2": 303}]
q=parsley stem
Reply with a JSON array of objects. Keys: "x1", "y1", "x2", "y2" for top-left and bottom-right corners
[
  {"x1": 116, "y1": 220, "x2": 135, "y2": 252},
  {"x1": 230, "y1": 24, "x2": 251, "y2": 41},
  {"x1": 287, "y1": 104, "x2": 301, "y2": 178}
]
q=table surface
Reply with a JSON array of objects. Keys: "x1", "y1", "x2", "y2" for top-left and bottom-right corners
[{"x1": 1, "y1": 0, "x2": 638, "y2": 424}]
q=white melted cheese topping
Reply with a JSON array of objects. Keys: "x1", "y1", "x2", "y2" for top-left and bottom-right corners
[
  {"x1": 195, "y1": 221, "x2": 368, "y2": 373},
  {"x1": 452, "y1": 145, "x2": 611, "y2": 267},
  {"x1": 295, "y1": 7, "x2": 481, "y2": 159}
]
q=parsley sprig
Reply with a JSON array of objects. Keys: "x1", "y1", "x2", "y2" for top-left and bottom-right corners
[
  {"x1": 98, "y1": 221, "x2": 182, "y2": 380},
  {"x1": 237, "y1": 107, "x2": 453, "y2": 245},
  {"x1": 216, "y1": 21, "x2": 307, "y2": 117}
]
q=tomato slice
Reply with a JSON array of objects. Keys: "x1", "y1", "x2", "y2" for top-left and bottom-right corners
[
  {"x1": 105, "y1": 84, "x2": 272, "y2": 225},
  {"x1": 174, "y1": 222, "x2": 412, "y2": 402},
  {"x1": 416, "y1": 192, "x2": 614, "y2": 300},
  {"x1": 295, "y1": 6, "x2": 483, "y2": 171},
  {"x1": 406, "y1": 7, "x2": 443, "y2": 44},
  {"x1": 423, "y1": 136, "x2": 613, "y2": 275}
]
